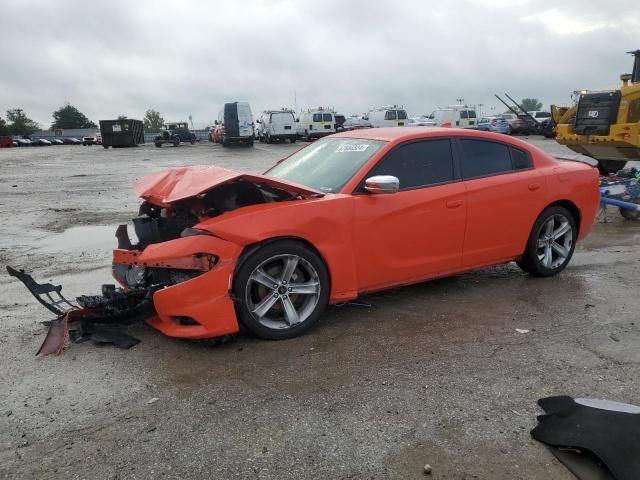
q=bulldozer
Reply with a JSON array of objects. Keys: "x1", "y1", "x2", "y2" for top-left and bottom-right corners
[{"x1": 553, "y1": 49, "x2": 640, "y2": 175}]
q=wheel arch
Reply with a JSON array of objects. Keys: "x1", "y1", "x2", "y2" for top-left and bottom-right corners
[
  {"x1": 233, "y1": 236, "x2": 332, "y2": 293},
  {"x1": 543, "y1": 200, "x2": 581, "y2": 236}
]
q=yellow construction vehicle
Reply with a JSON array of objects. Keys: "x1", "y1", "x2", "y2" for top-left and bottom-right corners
[{"x1": 554, "y1": 49, "x2": 640, "y2": 174}]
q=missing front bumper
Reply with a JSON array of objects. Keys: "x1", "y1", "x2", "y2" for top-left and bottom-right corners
[{"x1": 7, "y1": 266, "x2": 156, "y2": 356}]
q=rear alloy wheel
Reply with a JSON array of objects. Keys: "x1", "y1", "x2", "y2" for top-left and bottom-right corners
[
  {"x1": 234, "y1": 241, "x2": 329, "y2": 340},
  {"x1": 517, "y1": 206, "x2": 577, "y2": 277}
]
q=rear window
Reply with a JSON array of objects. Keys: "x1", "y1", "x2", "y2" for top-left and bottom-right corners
[
  {"x1": 535, "y1": 112, "x2": 551, "y2": 118},
  {"x1": 460, "y1": 139, "x2": 513, "y2": 179},
  {"x1": 460, "y1": 111, "x2": 468, "y2": 119},
  {"x1": 467, "y1": 110, "x2": 477, "y2": 119},
  {"x1": 397, "y1": 110, "x2": 408, "y2": 120},
  {"x1": 323, "y1": 113, "x2": 333, "y2": 122},
  {"x1": 510, "y1": 146, "x2": 533, "y2": 170},
  {"x1": 385, "y1": 110, "x2": 397, "y2": 120}
]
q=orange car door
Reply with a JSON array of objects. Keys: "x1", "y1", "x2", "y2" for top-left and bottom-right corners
[
  {"x1": 458, "y1": 139, "x2": 547, "y2": 267},
  {"x1": 352, "y1": 138, "x2": 467, "y2": 291}
]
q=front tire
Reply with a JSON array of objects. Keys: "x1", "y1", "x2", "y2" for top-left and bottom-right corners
[
  {"x1": 517, "y1": 206, "x2": 577, "y2": 277},
  {"x1": 233, "y1": 240, "x2": 329, "y2": 340}
]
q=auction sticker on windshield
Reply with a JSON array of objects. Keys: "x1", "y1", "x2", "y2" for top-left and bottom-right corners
[{"x1": 336, "y1": 144, "x2": 369, "y2": 153}]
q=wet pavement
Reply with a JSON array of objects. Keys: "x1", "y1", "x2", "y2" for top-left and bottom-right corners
[{"x1": 0, "y1": 137, "x2": 639, "y2": 479}]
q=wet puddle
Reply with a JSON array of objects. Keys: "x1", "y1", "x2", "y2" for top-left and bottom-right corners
[{"x1": 36, "y1": 225, "x2": 117, "y2": 252}]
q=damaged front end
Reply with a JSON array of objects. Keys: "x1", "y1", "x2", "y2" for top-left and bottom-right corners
[{"x1": 8, "y1": 165, "x2": 322, "y2": 355}]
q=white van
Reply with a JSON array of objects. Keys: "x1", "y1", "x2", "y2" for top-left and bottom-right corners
[
  {"x1": 430, "y1": 106, "x2": 477, "y2": 129},
  {"x1": 256, "y1": 109, "x2": 297, "y2": 143},
  {"x1": 296, "y1": 108, "x2": 336, "y2": 140},
  {"x1": 366, "y1": 106, "x2": 408, "y2": 128},
  {"x1": 215, "y1": 101, "x2": 254, "y2": 147}
]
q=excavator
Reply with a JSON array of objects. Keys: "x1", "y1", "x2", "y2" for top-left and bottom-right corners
[{"x1": 553, "y1": 49, "x2": 640, "y2": 175}]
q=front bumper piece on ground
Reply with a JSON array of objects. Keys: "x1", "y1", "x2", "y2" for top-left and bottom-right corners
[{"x1": 7, "y1": 266, "x2": 155, "y2": 356}]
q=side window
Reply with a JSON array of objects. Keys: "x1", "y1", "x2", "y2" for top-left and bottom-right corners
[
  {"x1": 397, "y1": 110, "x2": 408, "y2": 120},
  {"x1": 368, "y1": 139, "x2": 455, "y2": 190},
  {"x1": 385, "y1": 110, "x2": 397, "y2": 121},
  {"x1": 312, "y1": 113, "x2": 322, "y2": 122},
  {"x1": 323, "y1": 113, "x2": 333, "y2": 122},
  {"x1": 460, "y1": 110, "x2": 468, "y2": 119},
  {"x1": 510, "y1": 146, "x2": 533, "y2": 170},
  {"x1": 460, "y1": 139, "x2": 513, "y2": 179}
]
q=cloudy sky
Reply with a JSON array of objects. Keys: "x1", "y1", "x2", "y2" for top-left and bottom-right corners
[{"x1": 2, "y1": 0, "x2": 638, "y2": 129}]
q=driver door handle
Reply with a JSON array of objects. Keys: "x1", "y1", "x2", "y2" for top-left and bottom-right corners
[
  {"x1": 528, "y1": 183, "x2": 541, "y2": 191},
  {"x1": 446, "y1": 199, "x2": 463, "y2": 209}
]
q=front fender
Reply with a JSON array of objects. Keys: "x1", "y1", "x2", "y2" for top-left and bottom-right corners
[{"x1": 198, "y1": 195, "x2": 359, "y2": 302}]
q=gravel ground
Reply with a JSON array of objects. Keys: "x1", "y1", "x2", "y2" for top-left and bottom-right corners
[{"x1": 0, "y1": 137, "x2": 639, "y2": 479}]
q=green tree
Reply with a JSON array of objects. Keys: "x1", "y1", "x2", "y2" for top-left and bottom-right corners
[
  {"x1": 143, "y1": 109, "x2": 164, "y2": 132},
  {"x1": 51, "y1": 103, "x2": 97, "y2": 129},
  {"x1": 520, "y1": 98, "x2": 543, "y2": 112},
  {"x1": 0, "y1": 116, "x2": 10, "y2": 135},
  {"x1": 6, "y1": 109, "x2": 39, "y2": 136},
  {"x1": 117, "y1": 115, "x2": 128, "y2": 122}
]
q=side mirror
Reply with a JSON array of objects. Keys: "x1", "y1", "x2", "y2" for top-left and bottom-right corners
[{"x1": 364, "y1": 175, "x2": 399, "y2": 194}]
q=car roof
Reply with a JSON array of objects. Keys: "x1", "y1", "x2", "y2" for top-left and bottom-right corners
[{"x1": 332, "y1": 127, "x2": 509, "y2": 142}]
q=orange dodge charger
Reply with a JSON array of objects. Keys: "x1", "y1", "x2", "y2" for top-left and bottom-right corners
[{"x1": 104, "y1": 127, "x2": 599, "y2": 341}]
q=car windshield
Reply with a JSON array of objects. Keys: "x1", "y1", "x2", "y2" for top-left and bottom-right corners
[{"x1": 267, "y1": 138, "x2": 386, "y2": 193}]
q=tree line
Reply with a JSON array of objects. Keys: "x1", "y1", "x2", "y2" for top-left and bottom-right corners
[{"x1": 0, "y1": 104, "x2": 166, "y2": 136}]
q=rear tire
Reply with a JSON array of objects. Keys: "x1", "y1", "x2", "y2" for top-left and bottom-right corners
[
  {"x1": 516, "y1": 206, "x2": 577, "y2": 277},
  {"x1": 290, "y1": 137, "x2": 297, "y2": 143},
  {"x1": 620, "y1": 203, "x2": 640, "y2": 221},
  {"x1": 233, "y1": 240, "x2": 329, "y2": 340},
  {"x1": 154, "y1": 142, "x2": 162, "y2": 148}
]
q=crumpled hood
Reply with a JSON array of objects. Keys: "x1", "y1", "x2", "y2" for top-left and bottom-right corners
[{"x1": 135, "y1": 165, "x2": 324, "y2": 206}]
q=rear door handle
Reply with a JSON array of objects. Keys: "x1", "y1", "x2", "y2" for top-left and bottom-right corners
[
  {"x1": 528, "y1": 183, "x2": 541, "y2": 191},
  {"x1": 446, "y1": 199, "x2": 463, "y2": 209}
]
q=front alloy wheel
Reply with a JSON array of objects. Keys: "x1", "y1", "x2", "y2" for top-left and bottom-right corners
[
  {"x1": 517, "y1": 206, "x2": 577, "y2": 276},
  {"x1": 234, "y1": 241, "x2": 329, "y2": 339}
]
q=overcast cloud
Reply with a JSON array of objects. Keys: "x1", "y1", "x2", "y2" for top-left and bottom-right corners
[{"x1": 2, "y1": 0, "x2": 638, "y2": 128}]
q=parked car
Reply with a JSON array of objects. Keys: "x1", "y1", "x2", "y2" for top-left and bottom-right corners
[
  {"x1": 154, "y1": 122, "x2": 196, "y2": 147},
  {"x1": 477, "y1": 117, "x2": 512, "y2": 134},
  {"x1": 82, "y1": 135, "x2": 97, "y2": 146},
  {"x1": 529, "y1": 111, "x2": 552, "y2": 122},
  {"x1": 408, "y1": 117, "x2": 437, "y2": 127},
  {"x1": 70, "y1": 127, "x2": 599, "y2": 344},
  {"x1": 296, "y1": 108, "x2": 336, "y2": 140},
  {"x1": 334, "y1": 114, "x2": 346, "y2": 132},
  {"x1": 31, "y1": 138, "x2": 52, "y2": 146},
  {"x1": 212, "y1": 102, "x2": 254, "y2": 147},
  {"x1": 366, "y1": 106, "x2": 409, "y2": 127},
  {"x1": 51, "y1": 138, "x2": 64, "y2": 145},
  {"x1": 500, "y1": 113, "x2": 534, "y2": 135},
  {"x1": 63, "y1": 137, "x2": 82, "y2": 145},
  {"x1": 256, "y1": 109, "x2": 297, "y2": 143},
  {"x1": 14, "y1": 137, "x2": 32, "y2": 147},
  {"x1": 342, "y1": 116, "x2": 373, "y2": 130}
]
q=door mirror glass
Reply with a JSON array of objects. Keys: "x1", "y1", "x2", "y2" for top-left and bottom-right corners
[{"x1": 364, "y1": 175, "x2": 399, "y2": 194}]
